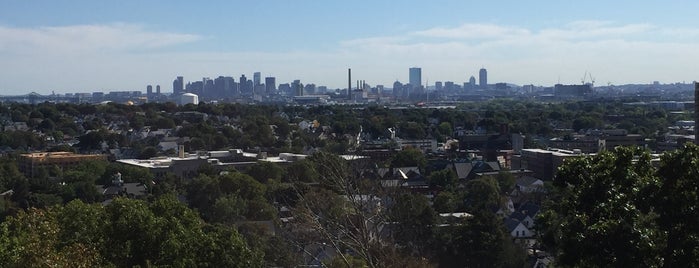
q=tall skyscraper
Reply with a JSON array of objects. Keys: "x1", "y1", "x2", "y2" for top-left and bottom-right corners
[
  {"x1": 479, "y1": 68, "x2": 487, "y2": 88},
  {"x1": 239, "y1": 75, "x2": 249, "y2": 95},
  {"x1": 292, "y1": 80, "x2": 303, "y2": 96},
  {"x1": 253, "y1": 72, "x2": 261, "y2": 86},
  {"x1": 203, "y1": 78, "x2": 214, "y2": 99},
  {"x1": 265, "y1": 77, "x2": 276, "y2": 94},
  {"x1": 409, "y1": 67, "x2": 422, "y2": 87},
  {"x1": 146, "y1": 85, "x2": 153, "y2": 98},
  {"x1": 173, "y1": 76, "x2": 184, "y2": 95},
  {"x1": 214, "y1": 76, "x2": 232, "y2": 99},
  {"x1": 156, "y1": 85, "x2": 161, "y2": 96}
]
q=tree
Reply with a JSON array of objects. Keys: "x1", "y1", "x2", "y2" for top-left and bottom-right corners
[
  {"x1": 463, "y1": 177, "x2": 501, "y2": 211},
  {"x1": 138, "y1": 146, "x2": 158, "y2": 159},
  {"x1": 291, "y1": 152, "x2": 389, "y2": 268},
  {"x1": 427, "y1": 168, "x2": 457, "y2": 189},
  {"x1": 654, "y1": 144, "x2": 699, "y2": 267},
  {"x1": 0, "y1": 207, "x2": 104, "y2": 267},
  {"x1": 246, "y1": 161, "x2": 284, "y2": 183},
  {"x1": 390, "y1": 147, "x2": 427, "y2": 172},
  {"x1": 433, "y1": 191, "x2": 458, "y2": 213},
  {"x1": 0, "y1": 196, "x2": 263, "y2": 267},
  {"x1": 538, "y1": 147, "x2": 664, "y2": 267},
  {"x1": 77, "y1": 131, "x2": 106, "y2": 151},
  {"x1": 390, "y1": 193, "x2": 437, "y2": 256},
  {"x1": 435, "y1": 210, "x2": 525, "y2": 268},
  {"x1": 285, "y1": 159, "x2": 319, "y2": 183}
]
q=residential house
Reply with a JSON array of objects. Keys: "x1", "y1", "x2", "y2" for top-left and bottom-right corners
[
  {"x1": 505, "y1": 218, "x2": 534, "y2": 239},
  {"x1": 453, "y1": 160, "x2": 501, "y2": 181},
  {"x1": 378, "y1": 167, "x2": 429, "y2": 192},
  {"x1": 513, "y1": 202, "x2": 540, "y2": 229}
]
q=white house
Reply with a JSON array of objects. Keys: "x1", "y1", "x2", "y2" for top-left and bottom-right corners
[{"x1": 505, "y1": 218, "x2": 534, "y2": 238}]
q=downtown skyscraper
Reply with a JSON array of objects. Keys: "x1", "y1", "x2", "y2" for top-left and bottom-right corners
[
  {"x1": 479, "y1": 68, "x2": 488, "y2": 88},
  {"x1": 173, "y1": 76, "x2": 184, "y2": 95},
  {"x1": 409, "y1": 67, "x2": 422, "y2": 87}
]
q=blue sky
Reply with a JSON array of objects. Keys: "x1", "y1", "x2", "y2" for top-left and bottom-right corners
[{"x1": 1, "y1": 0, "x2": 699, "y2": 94}]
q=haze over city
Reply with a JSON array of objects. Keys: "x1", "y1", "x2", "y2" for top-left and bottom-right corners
[{"x1": 2, "y1": 0, "x2": 699, "y2": 94}]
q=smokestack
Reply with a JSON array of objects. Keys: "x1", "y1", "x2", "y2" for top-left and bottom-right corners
[{"x1": 348, "y1": 68, "x2": 352, "y2": 99}]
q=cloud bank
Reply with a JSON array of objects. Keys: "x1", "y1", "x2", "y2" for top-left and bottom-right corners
[{"x1": 0, "y1": 21, "x2": 697, "y2": 94}]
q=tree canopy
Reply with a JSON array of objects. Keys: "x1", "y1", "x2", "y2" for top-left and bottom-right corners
[
  {"x1": 0, "y1": 196, "x2": 262, "y2": 267},
  {"x1": 539, "y1": 145, "x2": 699, "y2": 267}
]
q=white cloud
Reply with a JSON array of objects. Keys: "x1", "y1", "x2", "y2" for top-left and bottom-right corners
[
  {"x1": 413, "y1": 24, "x2": 531, "y2": 40},
  {"x1": 1, "y1": 21, "x2": 699, "y2": 94},
  {"x1": 0, "y1": 23, "x2": 200, "y2": 55},
  {"x1": 333, "y1": 21, "x2": 699, "y2": 86}
]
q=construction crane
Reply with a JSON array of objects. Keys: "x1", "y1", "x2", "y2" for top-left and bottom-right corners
[{"x1": 581, "y1": 71, "x2": 595, "y2": 86}]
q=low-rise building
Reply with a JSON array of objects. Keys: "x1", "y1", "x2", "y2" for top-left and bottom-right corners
[
  {"x1": 18, "y1": 151, "x2": 107, "y2": 178},
  {"x1": 517, "y1": 148, "x2": 583, "y2": 181}
]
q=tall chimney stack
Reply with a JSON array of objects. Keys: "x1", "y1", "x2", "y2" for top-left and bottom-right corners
[{"x1": 348, "y1": 68, "x2": 352, "y2": 100}]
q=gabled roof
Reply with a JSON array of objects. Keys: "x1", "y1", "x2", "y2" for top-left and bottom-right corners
[
  {"x1": 377, "y1": 168, "x2": 391, "y2": 178},
  {"x1": 504, "y1": 218, "x2": 524, "y2": 232},
  {"x1": 453, "y1": 162, "x2": 473, "y2": 179},
  {"x1": 395, "y1": 167, "x2": 420, "y2": 176},
  {"x1": 485, "y1": 161, "x2": 501, "y2": 171},
  {"x1": 98, "y1": 182, "x2": 147, "y2": 197},
  {"x1": 509, "y1": 211, "x2": 527, "y2": 222},
  {"x1": 517, "y1": 202, "x2": 541, "y2": 218},
  {"x1": 378, "y1": 167, "x2": 420, "y2": 180},
  {"x1": 516, "y1": 176, "x2": 543, "y2": 188}
]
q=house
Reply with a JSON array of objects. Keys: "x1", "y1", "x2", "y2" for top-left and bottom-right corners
[
  {"x1": 514, "y1": 176, "x2": 545, "y2": 194},
  {"x1": 453, "y1": 162, "x2": 474, "y2": 180},
  {"x1": 4, "y1": 122, "x2": 29, "y2": 132},
  {"x1": 378, "y1": 167, "x2": 429, "y2": 191},
  {"x1": 453, "y1": 160, "x2": 501, "y2": 181},
  {"x1": 158, "y1": 141, "x2": 179, "y2": 152},
  {"x1": 505, "y1": 218, "x2": 534, "y2": 238},
  {"x1": 100, "y1": 182, "x2": 148, "y2": 198},
  {"x1": 493, "y1": 196, "x2": 515, "y2": 218},
  {"x1": 438, "y1": 212, "x2": 473, "y2": 227},
  {"x1": 97, "y1": 172, "x2": 148, "y2": 201},
  {"x1": 512, "y1": 202, "x2": 540, "y2": 229}
]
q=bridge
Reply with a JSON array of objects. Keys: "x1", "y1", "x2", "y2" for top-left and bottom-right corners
[{"x1": 0, "y1": 92, "x2": 80, "y2": 104}]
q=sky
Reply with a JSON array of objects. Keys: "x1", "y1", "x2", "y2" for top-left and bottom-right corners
[{"x1": 2, "y1": 0, "x2": 699, "y2": 95}]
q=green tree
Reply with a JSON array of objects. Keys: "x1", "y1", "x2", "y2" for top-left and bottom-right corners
[
  {"x1": 246, "y1": 161, "x2": 284, "y2": 183},
  {"x1": 437, "y1": 121, "x2": 453, "y2": 138},
  {"x1": 435, "y1": 210, "x2": 525, "y2": 268},
  {"x1": 390, "y1": 147, "x2": 427, "y2": 172},
  {"x1": 285, "y1": 159, "x2": 319, "y2": 183},
  {"x1": 463, "y1": 177, "x2": 501, "y2": 211},
  {"x1": 654, "y1": 144, "x2": 699, "y2": 267},
  {"x1": 538, "y1": 147, "x2": 663, "y2": 267},
  {"x1": 433, "y1": 191, "x2": 458, "y2": 213},
  {"x1": 390, "y1": 193, "x2": 437, "y2": 256},
  {"x1": 427, "y1": 168, "x2": 457, "y2": 189},
  {"x1": 0, "y1": 207, "x2": 104, "y2": 267}
]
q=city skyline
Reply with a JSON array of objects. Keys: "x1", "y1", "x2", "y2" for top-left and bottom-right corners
[{"x1": 2, "y1": 1, "x2": 699, "y2": 94}]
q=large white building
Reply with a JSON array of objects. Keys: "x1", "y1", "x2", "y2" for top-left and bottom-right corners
[{"x1": 180, "y1": 93, "x2": 199, "y2": 105}]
